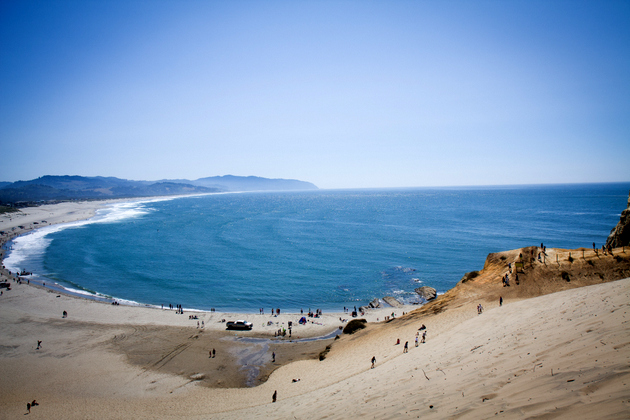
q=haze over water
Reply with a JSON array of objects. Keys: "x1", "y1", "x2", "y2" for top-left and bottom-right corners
[{"x1": 5, "y1": 183, "x2": 629, "y2": 312}]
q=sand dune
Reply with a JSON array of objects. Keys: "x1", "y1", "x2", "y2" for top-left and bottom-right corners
[{"x1": 1, "y1": 276, "x2": 628, "y2": 419}]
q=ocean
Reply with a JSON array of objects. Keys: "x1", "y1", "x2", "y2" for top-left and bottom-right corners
[{"x1": 4, "y1": 183, "x2": 629, "y2": 312}]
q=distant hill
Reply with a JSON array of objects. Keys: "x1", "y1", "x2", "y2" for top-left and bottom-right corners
[
  {"x1": 0, "y1": 175, "x2": 318, "y2": 205},
  {"x1": 6, "y1": 176, "x2": 150, "y2": 192},
  {"x1": 0, "y1": 176, "x2": 216, "y2": 205},
  {"x1": 191, "y1": 175, "x2": 317, "y2": 192}
]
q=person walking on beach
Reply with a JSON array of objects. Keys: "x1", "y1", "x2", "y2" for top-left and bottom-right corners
[
  {"x1": 371, "y1": 356, "x2": 376, "y2": 368},
  {"x1": 272, "y1": 390, "x2": 277, "y2": 403},
  {"x1": 27, "y1": 402, "x2": 31, "y2": 414},
  {"x1": 499, "y1": 296, "x2": 503, "y2": 306},
  {"x1": 212, "y1": 348, "x2": 216, "y2": 358},
  {"x1": 403, "y1": 341, "x2": 408, "y2": 353},
  {"x1": 415, "y1": 336, "x2": 419, "y2": 347},
  {"x1": 272, "y1": 351, "x2": 276, "y2": 362},
  {"x1": 36, "y1": 340, "x2": 41, "y2": 350},
  {"x1": 422, "y1": 331, "x2": 426, "y2": 343}
]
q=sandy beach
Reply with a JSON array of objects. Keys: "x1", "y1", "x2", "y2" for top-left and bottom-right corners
[{"x1": 1, "y1": 201, "x2": 629, "y2": 419}]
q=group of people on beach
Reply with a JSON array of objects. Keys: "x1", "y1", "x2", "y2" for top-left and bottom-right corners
[
  {"x1": 274, "y1": 326, "x2": 291, "y2": 337},
  {"x1": 164, "y1": 303, "x2": 187, "y2": 313},
  {"x1": 259, "y1": 307, "x2": 315, "y2": 317},
  {"x1": 344, "y1": 306, "x2": 362, "y2": 317},
  {"x1": 305, "y1": 308, "x2": 323, "y2": 318},
  {"x1": 394, "y1": 324, "x2": 427, "y2": 357}
]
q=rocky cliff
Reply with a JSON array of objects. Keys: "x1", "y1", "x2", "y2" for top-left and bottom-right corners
[{"x1": 605, "y1": 190, "x2": 630, "y2": 248}]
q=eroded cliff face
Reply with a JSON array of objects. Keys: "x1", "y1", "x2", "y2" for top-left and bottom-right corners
[{"x1": 606, "y1": 191, "x2": 630, "y2": 248}]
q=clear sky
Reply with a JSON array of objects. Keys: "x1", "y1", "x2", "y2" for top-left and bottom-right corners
[{"x1": 1, "y1": 0, "x2": 628, "y2": 189}]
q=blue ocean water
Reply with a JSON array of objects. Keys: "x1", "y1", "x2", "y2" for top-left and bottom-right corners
[{"x1": 5, "y1": 183, "x2": 629, "y2": 312}]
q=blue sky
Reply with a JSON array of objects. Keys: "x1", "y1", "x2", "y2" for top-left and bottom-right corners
[{"x1": 1, "y1": 0, "x2": 628, "y2": 189}]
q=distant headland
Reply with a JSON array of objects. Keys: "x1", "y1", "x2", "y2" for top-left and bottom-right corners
[{"x1": 0, "y1": 175, "x2": 318, "y2": 206}]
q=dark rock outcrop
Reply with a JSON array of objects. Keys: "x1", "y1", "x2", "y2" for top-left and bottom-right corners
[
  {"x1": 415, "y1": 286, "x2": 437, "y2": 301},
  {"x1": 382, "y1": 296, "x2": 403, "y2": 308},
  {"x1": 343, "y1": 319, "x2": 367, "y2": 334},
  {"x1": 319, "y1": 344, "x2": 332, "y2": 360},
  {"x1": 606, "y1": 191, "x2": 630, "y2": 248}
]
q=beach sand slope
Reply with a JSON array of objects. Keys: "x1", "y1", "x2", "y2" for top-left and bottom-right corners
[
  {"x1": 0, "y1": 276, "x2": 628, "y2": 418},
  {"x1": 214, "y1": 277, "x2": 630, "y2": 419}
]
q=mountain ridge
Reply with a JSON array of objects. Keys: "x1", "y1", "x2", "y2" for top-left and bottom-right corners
[{"x1": 0, "y1": 175, "x2": 318, "y2": 205}]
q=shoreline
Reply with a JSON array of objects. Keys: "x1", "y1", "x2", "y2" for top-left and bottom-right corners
[
  {"x1": 1, "y1": 256, "x2": 628, "y2": 417},
  {"x1": 1, "y1": 197, "x2": 424, "y2": 316},
  {"x1": 2, "y1": 196, "x2": 628, "y2": 323},
  {"x1": 0, "y1": 202, "x2": 423, "y2": 392},
  {"x1": 0, "y1": 199, "x2": 419, "y2": 336}
]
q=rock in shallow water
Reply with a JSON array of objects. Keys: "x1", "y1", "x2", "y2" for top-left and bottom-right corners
[
  {"x1": 415, "y1": 286, "x2": 437, "y2": 301},
  {"x1": 382, "y1": 296, "x2": 403, "y2": 308}
]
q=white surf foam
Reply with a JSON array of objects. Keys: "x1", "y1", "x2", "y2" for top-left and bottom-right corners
[{"x1": 4, "y1": 199, "x2": 161, "y2": 272}]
